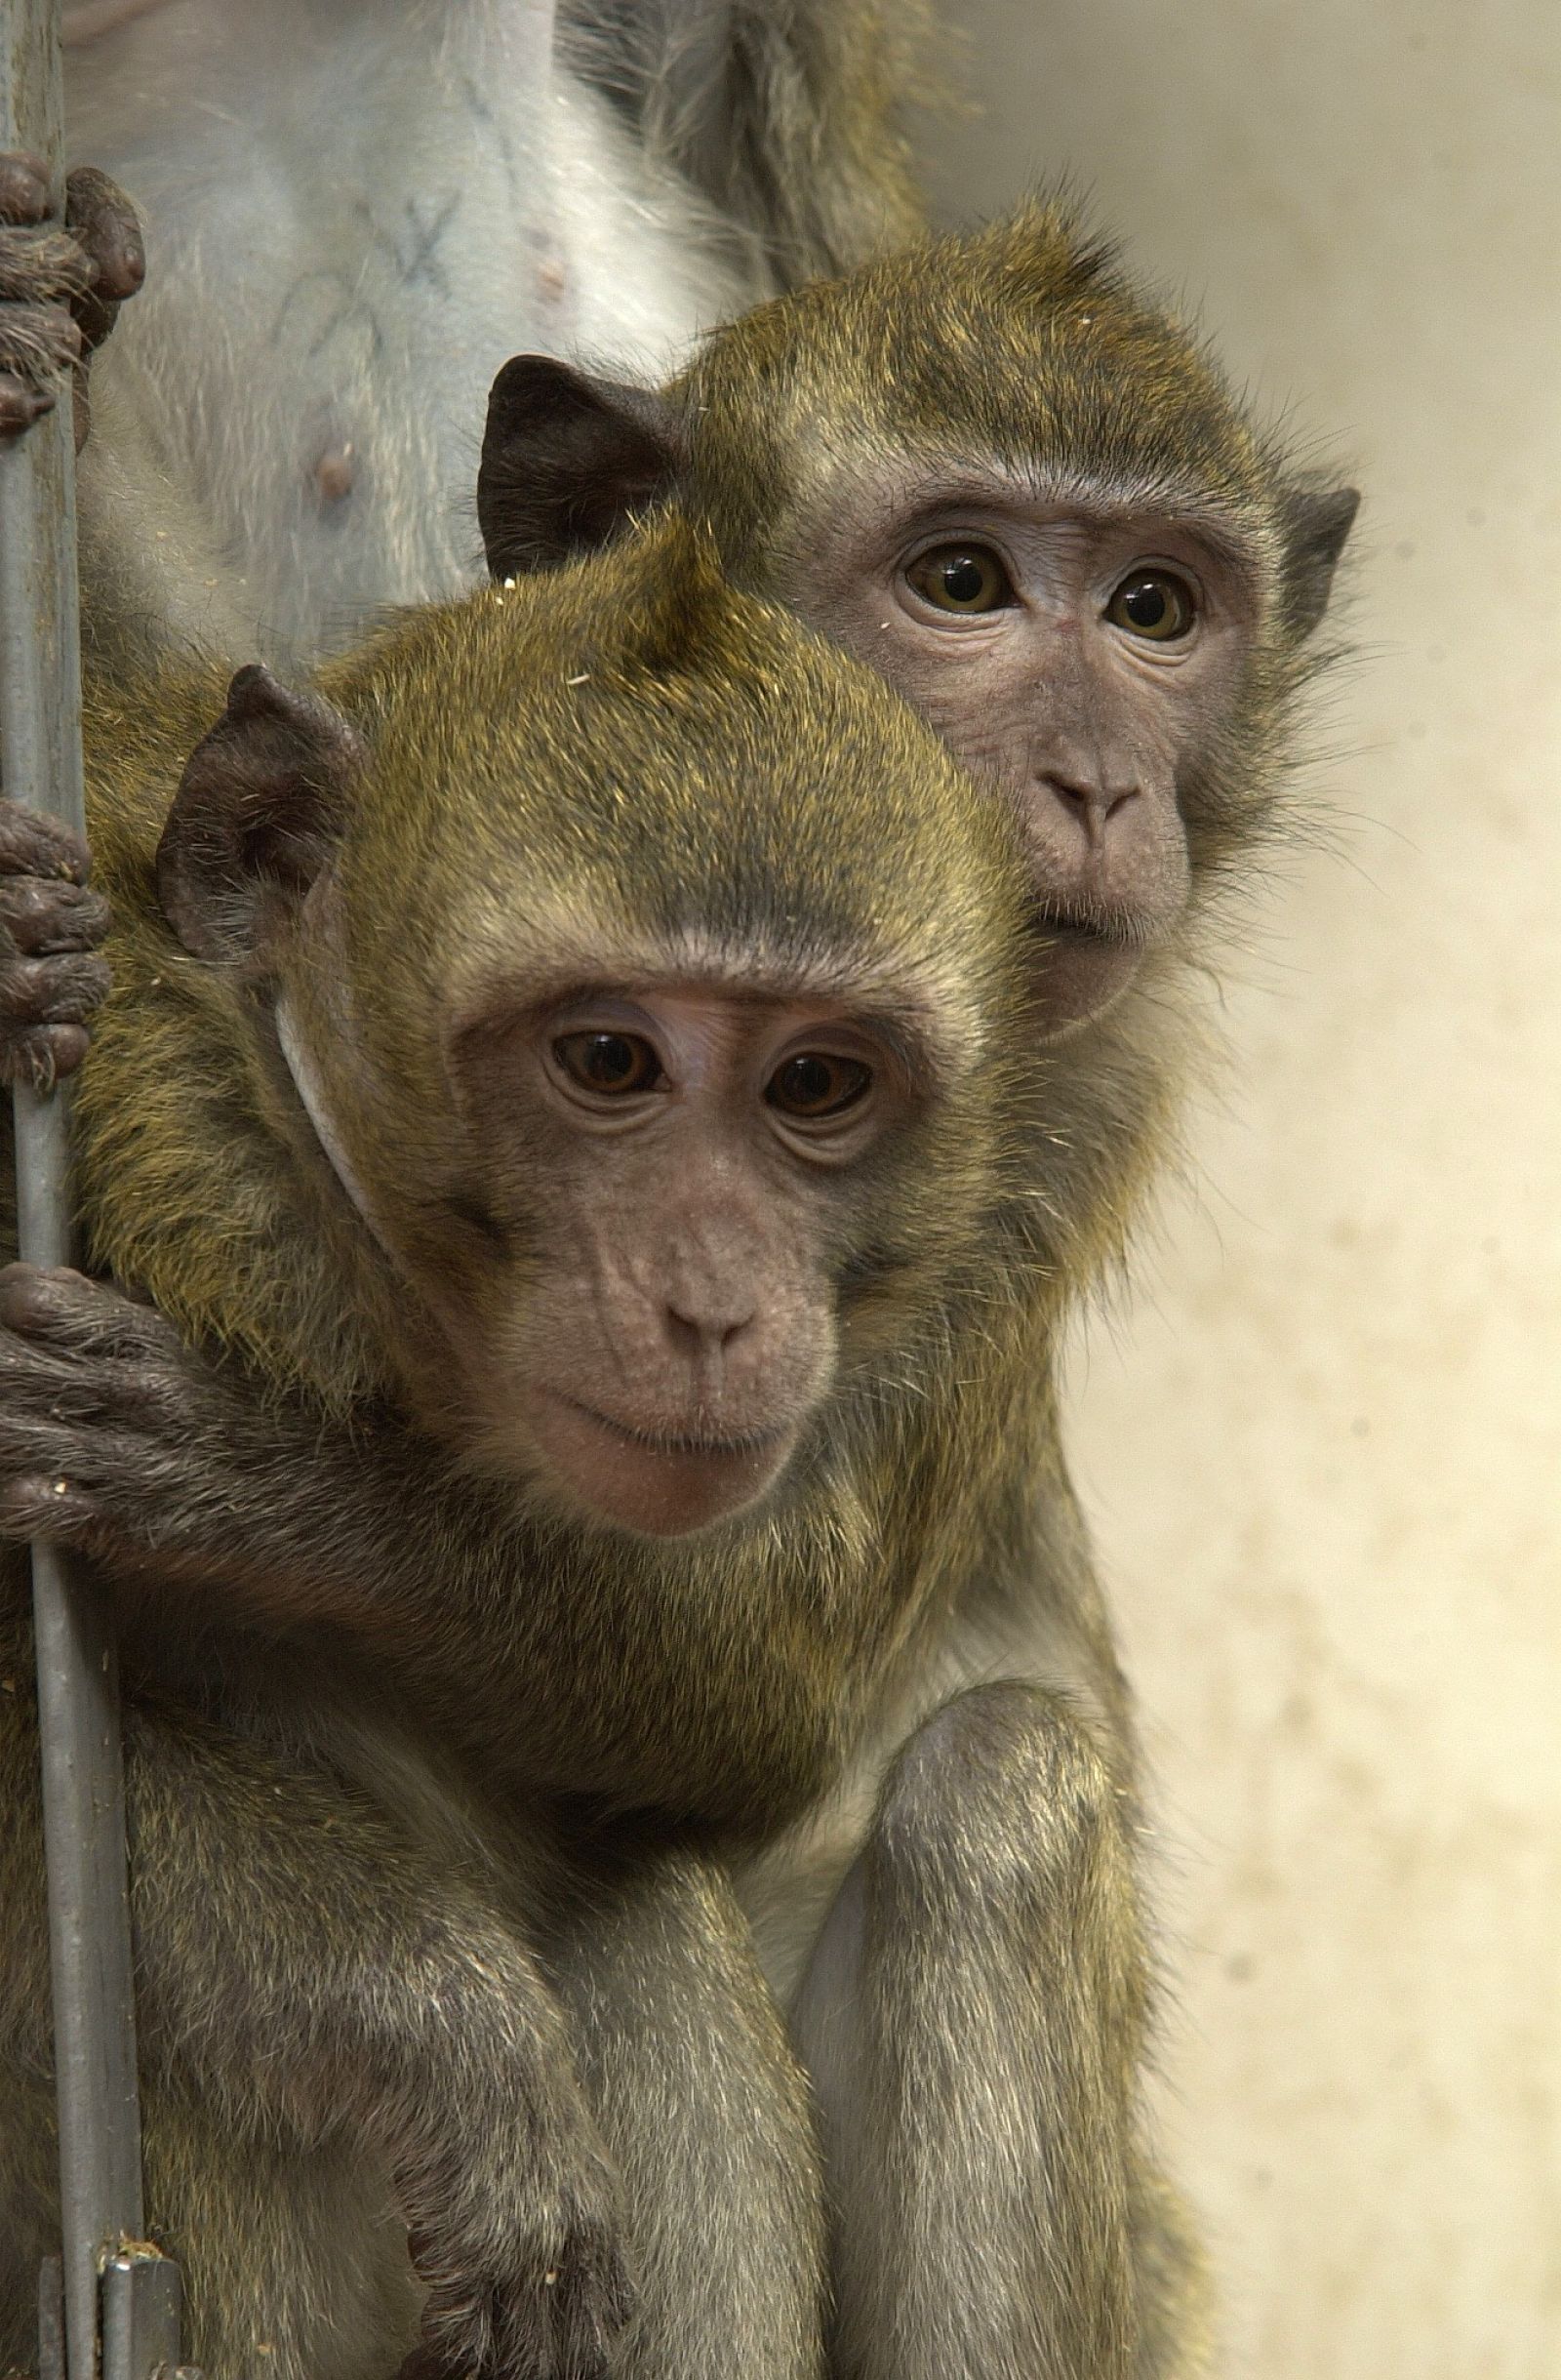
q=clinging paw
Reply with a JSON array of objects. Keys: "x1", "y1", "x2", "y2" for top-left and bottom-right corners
[
  {"x1": 0, "y1": 1266, "x2": 205, "y2": 1554},
  {"x1": 397, "y1": 2158, "x2": 634, "y2": 2380},
  {"x1": 0, "y1": 801, "x2": 111, "y2": 1091},
  {"x1": 0, "y1": 153, "x2": 144, "y2": 447}
]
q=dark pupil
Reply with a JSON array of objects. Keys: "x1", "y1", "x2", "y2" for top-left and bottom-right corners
[
  {"x1": 580, "y1": 1033, "x2": 638, "y2": 1087},
  {"x1": 1121, "y1": 578, "x2": 1170, "y2": 628},
  {"x1": 941, "y1": 554, "x2": 988, "y2": 604},
  {"x1": 780, "y1": 1056, "x2": 837, "y2": 1110}
]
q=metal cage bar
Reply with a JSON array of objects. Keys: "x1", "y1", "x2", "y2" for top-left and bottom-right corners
[{"x1": 0, "y1": 7, "x2": 183, "y2": 2374}]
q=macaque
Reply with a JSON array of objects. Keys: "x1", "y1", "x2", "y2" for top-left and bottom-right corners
[
  {"x1": 0, "y1": 0, "x2": 933, "y2": 666},
  {"x1": 0, "y1": 514, "x2": 1042, "y2": 2380},
  {"x1": 0, "y1": 208, "x2": 1358, "y2": 2376}
]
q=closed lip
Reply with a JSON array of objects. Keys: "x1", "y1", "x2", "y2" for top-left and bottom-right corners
[
  {"x1": 558, "y1": 1394, "x2": 788, "y2": 1460},
  {"x1": 1033, "y1": 904, "x2": 1149, "y2": 949}
]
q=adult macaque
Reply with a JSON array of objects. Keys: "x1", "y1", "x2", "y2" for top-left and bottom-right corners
[
  {"x1": 0, "y1": 516, "x2": 1042, "y2": 2379},
  {"x1": 0, "y1": 0, "x2": 931, "y2": 666},
  {"x1": 0, "y1": 211, "x2": 1358, "y2": 2376}
]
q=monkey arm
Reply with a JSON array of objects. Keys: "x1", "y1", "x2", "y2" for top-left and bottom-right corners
[
  {"x1": 789, "y1": 1681, "x2": 1211, "y2": 2380},
  {"x1": 0, "y1": 1261, "x2": 498, "y2": 1651},
  {"x1": 0, "y1": 154, "x2": 143, "y2": 449},
  {"x1": 0, "y1": 1590, "x2": 631, "y2": 2380}
]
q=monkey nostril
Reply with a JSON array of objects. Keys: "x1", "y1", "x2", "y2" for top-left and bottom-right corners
[
  {"x1": 1039, "y1": 773, "x2": 1141, "y2": 836},
  {"x1": 665, "y1": 1302, "x2": 755, "y2": 1356}
]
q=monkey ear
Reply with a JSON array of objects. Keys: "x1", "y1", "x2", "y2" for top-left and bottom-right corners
[
  {"x1": 1280, "y1": 484, "x2": 1360, "y2": 639},
  {"x1": 476, "y1": 355, "x2": 686, "y2": 581},
  {"x1": 155, "y1": 664, "x2": 363, "y2": 963}
]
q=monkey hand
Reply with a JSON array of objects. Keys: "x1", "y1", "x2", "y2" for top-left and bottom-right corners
[
  {"x1": 0, "y1": 1266, "x2": 268, "y2": 1569},
  {"x1": 394, "y1": 2093, "x2": 635, "y2": 2380},
  {"x1": 0, "y1": 801, "x2": 111, "y2": 1091},
  {"x1": 0, "y1": 153, "x2": 144, "y2": 448}
]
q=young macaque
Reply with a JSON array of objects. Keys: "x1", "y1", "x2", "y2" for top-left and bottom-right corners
[
  {"x1": 0, "y1": 515, "x2": 1040, "y2": 2380},
  {"x1": 0, "y1": 207, "x2": 1357, "y2": 2377}
]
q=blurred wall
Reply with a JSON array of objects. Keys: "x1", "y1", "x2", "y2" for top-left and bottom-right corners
[{"x1": 920, "y1": 6, "x2": 1561, "y2": 2372}]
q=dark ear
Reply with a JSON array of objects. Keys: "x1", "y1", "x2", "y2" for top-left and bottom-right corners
[
  {"x1": 476, "y1": 355, "x2": 685, "y2": 581},
  {"x1": 1281, "y1": 484, "x2": 1360, "y2": 639},
  {"x1": 155, "y1": 665, "x2": 363, "y2": 963}
]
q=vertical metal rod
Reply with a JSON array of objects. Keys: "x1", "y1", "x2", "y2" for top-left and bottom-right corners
[
  {"x1": 100, "y1": 2251, "x2": 183, "y2": 2380},
  {"x1": 0, "y1": 7, "x2": 149, "y2": 2376}
]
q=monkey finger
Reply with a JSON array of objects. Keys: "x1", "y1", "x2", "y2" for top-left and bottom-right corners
[
  {"x1": 0, "y1": 153, "x2": 51, "y2": 227},
  {"x1": 0, "y1": 1021, "x2": 89, "y2": 1091},
  {"x1": 417, "y1": 2212, "x2": 632, "y2": 2380},
  {"x1": 0, "y1": 1352, "x2": 193, "y2": 1447},
  {"x1": 0, "y1": 368, "x2": 54, "y2": 434},
  {"x1": 0, "y1": 1263, "x2": 184, "y2": 1366},
  {"x1": 402, "y1": 2285, "x2": 500, "y2": 2380},
  {"x1": 0, "y1": 949, "x2": 111, "y2": 1024},
  {"x1": 0, "y1": 801, "x2": 94, "y2": 885},
  {"x1": 0, "y1": 876, "x2": 111, "y2": 953},
  {"x1": 0, "y1": 1350, "x2": 125, "y2": 1443},
  {"x1": 0, "y1": 1310, "x2": 208, "y2": 1446},
  {"x1": 0, "y1": 1471, "x2": 105, "y2": 1548},
  {"x1": 0, "y1": 301, "x2": 83, "y2": 382},
  {"x1": 63, "y1": 166, "x2": 144, "y2": 349},
  {"x1": 0, "y1": 1260, "x2": 105, "y2": 1334},
  {"x1": 0, "y1": 222, "x2": 92, "y2": 306},
  {"x1": 494, "y1": 2229, "x2": 632, "y2": 2380}
]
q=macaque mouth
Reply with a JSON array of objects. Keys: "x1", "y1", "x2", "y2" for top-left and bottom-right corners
[
  {"x1": 533, "y1": 1391, "x2": 802, "y2": 1537},
  {"x1": 1025, "y1": 901, "x2": 1161, "y2": 1035},
  {"x1": 558, "y1": 1395, "x2": 790, "y2": 1460},
  {"x1": 1032, "y1": 902, "x2": 1151, "y2": 951}
]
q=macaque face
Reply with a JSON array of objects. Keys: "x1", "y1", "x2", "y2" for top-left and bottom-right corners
[
  {"x1": 780, "y1": 469, "x2": 1260, "y2": 1031},
  {"x1": 446, "y1": 977, "x2": 934, "y2": 1539}
]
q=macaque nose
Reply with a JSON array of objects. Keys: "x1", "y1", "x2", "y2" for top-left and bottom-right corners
[
  {"x1": 663, "y1": 1295, "x2": 756, "y2": 1363},
  {"x1": 1037, "y1": 769, "x2": 1141, "y2": 848}
]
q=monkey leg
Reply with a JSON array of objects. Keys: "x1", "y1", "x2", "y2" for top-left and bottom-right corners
[
  {"x1": 791, "y1": 1681, "x2": 1204, "y2": 2380},
  {"x1": 0, "y1": 157, "x2": 143, "y2": 447},
  {"x1": 541, "y1": 1843, "x2": 828, "y2": 2380},
  {"x1": 0, "y1": 1598, "x2": 631, "y2": 2380}
]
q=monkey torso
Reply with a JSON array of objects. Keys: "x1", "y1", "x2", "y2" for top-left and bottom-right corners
[
  {"x1": 63, "y1": 0, "x2": 931, "y2": 667},
  {"x1": 68, "y1": 0, "x2": 765, "y2": 662}
]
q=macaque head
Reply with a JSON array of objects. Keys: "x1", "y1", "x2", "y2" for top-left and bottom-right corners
[
  {"x1": 153, "y1": 522, "x2": 1032, "y2": 1540},
  {"x1": 475, "y1": 203, "x2": 1357, "y2": 1034}
]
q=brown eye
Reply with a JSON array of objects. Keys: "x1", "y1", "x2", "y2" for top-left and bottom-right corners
[
  {"x1": 904, "y1": 543, "x2": 1015, "y2": 615},
  {"x1": 1105, "y1": 570, "x2": 1196, "y2": 641},
  {"x1": 766, "y1": 1053, "x2": 872, "y2": 1121},
  {"x1": 553, "y1": 1030, "x2": 663, "y2": 1096}
]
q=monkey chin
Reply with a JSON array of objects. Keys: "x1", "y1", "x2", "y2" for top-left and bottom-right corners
[
  {"x1": 528, "y1": 1392, "x2": 801, "y2": 1539},
  {"x1": 1031, "y1": 922, "x2": 1146, "y2": 1040}
]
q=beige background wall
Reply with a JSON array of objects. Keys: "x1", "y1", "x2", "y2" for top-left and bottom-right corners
[{"x1": 922, "y1": 5, "x2": 1560, "y2": 2372}]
